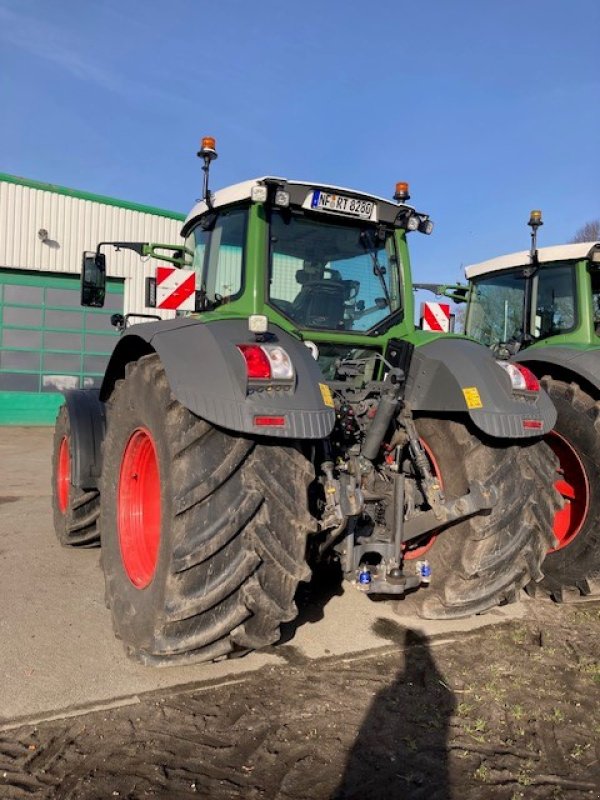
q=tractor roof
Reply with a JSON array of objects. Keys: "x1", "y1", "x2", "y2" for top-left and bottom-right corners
[
  {"x1": 183, "y1": 177, "x2": 414, "y2": 233},
  {"x1": 465, "y1": 242, "x2": 600, "y2": 280}
]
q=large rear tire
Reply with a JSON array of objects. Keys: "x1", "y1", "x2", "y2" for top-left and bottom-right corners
[
  {"x1": 533, "y1": 379, "x2": 600, "y2": 600},
  {"x1": 410, "y1": 417, "x2": 559, "y2": 618},
  {"x1": 100, "y1": 354, "x2": 315, "y2": 665},
  {"x1": 51, "y1": 405, "x2": 100, "y2": 547}
]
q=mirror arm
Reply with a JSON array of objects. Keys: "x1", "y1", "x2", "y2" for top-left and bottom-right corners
[
  {"x1": 96, "y1": 241, "x2": 193, "y2": 268},
  {"x1": 143, "y1": 243, "x2": 194, "y2": 267},
  {"x1": 96, "y1": 241, "x2": 147, "y2": 257},
  {"x1": 413, "y1": 282, "x2": 469, "y2": 304}
]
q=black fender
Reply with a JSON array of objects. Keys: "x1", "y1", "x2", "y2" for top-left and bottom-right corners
[
  {"x1": 100, "y1": 318, "x2": 335, "y2": 440},
  {"x1": 404, "y1": 337, "x2": 557, "y2": 438},
  {"x1": 515, "y1": 346, "x2": 600, "y2": 397},
  {"x1": 62, "y1": 389, "x2": 106, "y2": 489}
]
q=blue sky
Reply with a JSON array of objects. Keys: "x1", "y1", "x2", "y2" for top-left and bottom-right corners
[{"x1": 1, "y1": 0, "x2": 598, "y2": 286}]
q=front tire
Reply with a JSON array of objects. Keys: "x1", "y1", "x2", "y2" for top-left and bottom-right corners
[
  {"x1": 100, "y1": 354, "x2": 315, "y2": 664},
  {"x1": 534, "y1": 379, "x2": 600, "y2": 600},
  {"x1": 410, "y1": 417, "x2": 559, "y2": 618},
  {"x1": 51, "y1": 405, "x2": 100, "y2": 547}
]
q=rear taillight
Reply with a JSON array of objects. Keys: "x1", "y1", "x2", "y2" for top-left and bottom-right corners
[
  {"x1": 517, "y1": 364, "x2": 540, "y2": 392},
  {"x1": 237, "y1": 344, "x2": 295, "y2": 381},
  {"x1": 496, "y1": 361, "x2": 540, "y2": 393},
  {"x1": 237, "y1": 344, "x2": 271, "y2": 379}
]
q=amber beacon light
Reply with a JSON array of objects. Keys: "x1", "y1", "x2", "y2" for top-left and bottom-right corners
[{"x1": 394, "y1": 181, "x2": 410, "y2": 202}]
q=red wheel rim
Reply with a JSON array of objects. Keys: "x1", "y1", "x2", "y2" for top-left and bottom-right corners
[
  {"x1": 57, "y1": 436, "x2": 70, "y2": 514},
  {"x1": 118, "y1": 427, "x2": 161, "y2": 588},
  {"x1": 546, "y1": 430, "x2": 590, "y2": 552},
  {"x1": 403, "y1": 438, "x2": 442, "y2": 560}
]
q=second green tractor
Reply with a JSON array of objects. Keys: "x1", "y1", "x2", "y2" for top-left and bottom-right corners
[{"x1": 426, "y1": 213, "x2": 600, "y2": 602}]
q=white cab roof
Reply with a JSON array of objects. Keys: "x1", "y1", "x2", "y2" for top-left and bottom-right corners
[
  {"x1": 183, "y1": 177, "x2": 412, "y2": 229},
  {"x1": 465, "y1": 242, "x2": 600, "y2": 279}
]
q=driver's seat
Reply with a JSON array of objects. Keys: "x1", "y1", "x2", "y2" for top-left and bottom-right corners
[{"x1": 291, "y1": 279, "x2": 347, "y2": 329}]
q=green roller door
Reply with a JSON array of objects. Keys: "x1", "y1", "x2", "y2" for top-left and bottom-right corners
[{"x1": 0, "y1": 269, "x2": 123, "y2": 425}]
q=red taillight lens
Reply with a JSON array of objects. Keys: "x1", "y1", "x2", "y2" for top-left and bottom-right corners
[
  {"x1": 522, "y1": 419, "x2": 543, "y2": 429},
  {"x1": 515, "y1": 364, "x2": 540, "y2": 392},
  {"x1": 237, "y1": 344, "x2": 271, "y2": 379},
  {"x1": 237, "y1": 343, "x2": 295, "y2": 382},
  {"x1": 496, "y1": 361, "x2": 540, "y2": 392}
]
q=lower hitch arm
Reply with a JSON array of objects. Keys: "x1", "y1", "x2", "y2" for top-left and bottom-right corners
[{"x1": 354, "y1": 479, "x2": 497, "y2": 596}]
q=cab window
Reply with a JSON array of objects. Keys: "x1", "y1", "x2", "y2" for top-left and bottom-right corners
[
  {"x1": 534, "y1": 264, "x2": 576, "y2": 337},
  {"x1": 185, "y1": 207, "x2": 247, "y2": 304}
]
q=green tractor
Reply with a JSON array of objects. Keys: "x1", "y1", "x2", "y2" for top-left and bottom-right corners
[
  {"x1": 421, "y1": 212, "x2": 600, "y2": 601},
  {"x1": 51, "y1": 140, "x2": 560, "y2": 665}
]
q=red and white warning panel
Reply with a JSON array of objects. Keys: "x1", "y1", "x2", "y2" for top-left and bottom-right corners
[
  {"x1": 155, "y1": 266, "x2": 197, "y2": 311},
  {"x1": 421, "y1": 301, "x2": 451, "y2": 332}
]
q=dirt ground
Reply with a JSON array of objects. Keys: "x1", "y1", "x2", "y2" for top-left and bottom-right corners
[{"x1": 0, "y1": 591, "x2": 598, "y2": 800}]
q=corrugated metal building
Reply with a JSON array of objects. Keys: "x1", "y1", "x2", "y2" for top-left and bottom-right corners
[{"x1": 0, "y1": 173, "x2": 185, "y2": 424}]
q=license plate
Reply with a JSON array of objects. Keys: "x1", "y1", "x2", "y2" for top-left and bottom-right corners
[{"x1": 310, "y1": 190, "x2": 374, "y2": 219}]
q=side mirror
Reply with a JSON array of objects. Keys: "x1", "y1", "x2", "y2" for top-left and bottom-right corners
[{"x1": 81, "y1": 251, "x2": 106, "y2": 307}]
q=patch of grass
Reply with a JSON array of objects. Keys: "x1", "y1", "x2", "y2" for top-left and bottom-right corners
[
  {"x1": 570, "y1": 742, "x2": 590, "y2": 760},
  {"x1": 510, "y1": 626, "x2": 527, "y2": 645},
  {"x1": 579, "y1": 661, "x2": 600, "y2": 683},
  {"x1": 473, "y1": 764, "x2": 489, "y2": 782},
  {"x1": 543, "y1": 707, "x2": 565, "y2": 723},
  {"x1": 572, "y1": 606, "x2": 600, "y2": 623},
  {"x1": 516, "y1": 770, "x2": 533, "y2": 786},
  {"x1": 511, "y1": 704, "x2": 525, "y2": 720},
  {"x1": 484, "y1": 680, "x2": 506, "y2": 701},
  {"x1": 457, "y1": 702, "x2": 473, "y2": 717},
  {"x1": 464, "y1": 718, "x2": 488, "y2": 742}
]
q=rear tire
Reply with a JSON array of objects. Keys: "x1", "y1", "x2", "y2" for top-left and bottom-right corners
[
  {"x1": 533, "y1": 379, "x2": 600, "y2": 601},
  {"x1": 100, "y1": 354, "x2": 315, "y2": 664},
  {"x1": 51, "y1": 405, "x2": 100, "y2": 547},
  {"x1": 411, "y1": 417, "x2": 559, "y2": 618}
]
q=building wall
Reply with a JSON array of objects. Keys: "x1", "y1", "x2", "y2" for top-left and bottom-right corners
[
  {"x1": 0, "y1": 174, "x2": 186, "y2": 424},
  {"x1": 0, "y1": 175, "x2": 185, "y2": 317}
]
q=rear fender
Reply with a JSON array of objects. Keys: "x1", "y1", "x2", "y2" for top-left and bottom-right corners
[
  {"x1": 62, "y1": 389, "x2": 106, "y2": 489},
  {"x1": 100, "y1": 318, "x2": 335, "y2": 440},
  {"x1": 516, "y1": 346, "x2": 600, "y2": 397},
  {"x1": 404, "y1": 338, "x2": 557, "y2": 438}
]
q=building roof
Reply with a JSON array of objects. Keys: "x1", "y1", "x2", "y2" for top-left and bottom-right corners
[
  {"x1": 0, "y1": 172, "x2": 185, "y2": 221},
  {"x1": 465, "y1": 242, "x2": 600, "y2": 279}
]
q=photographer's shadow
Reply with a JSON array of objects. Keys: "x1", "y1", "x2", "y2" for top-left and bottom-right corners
[{"x1": 334, "y1": 624, "x2": 455, "y2": 800}]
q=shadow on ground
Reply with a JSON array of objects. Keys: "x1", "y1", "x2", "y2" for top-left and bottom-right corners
[
  {"x1": 278, "y1": 560, "x2": 345, "y2": 645},
  {"x1": 334, "y1": 623, "x2": 455, "y2": 800}
]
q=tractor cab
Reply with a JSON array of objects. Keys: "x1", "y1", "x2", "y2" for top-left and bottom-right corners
[
  {"x1": 462, "y1": 209, "x2": 600, "y2": 352},
  {"x1": 465, "y1": 240, "x2": 600, "y2": 351},
  {"x1": 81, "y1": 138, "x2": 435, "y2": 359},
  {"x1": 183, "y1": 190, "x2": 404, "y2": 334},
  {"x1": 178, "y1": 137, "x2": 434, "y2": 345}
]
